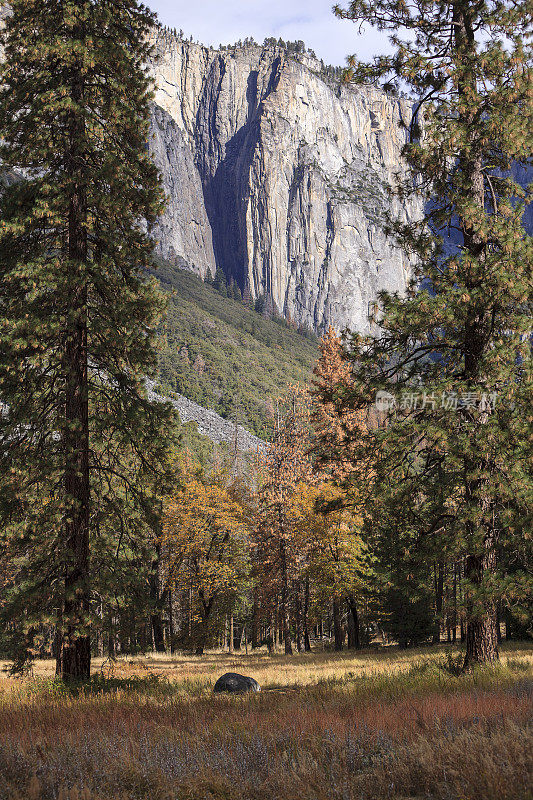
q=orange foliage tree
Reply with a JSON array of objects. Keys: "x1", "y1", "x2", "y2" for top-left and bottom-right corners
[
  {"x1": 253, "y1": 391, "x2": 314, "y2": 654},
  {"x1": 311, "y1": 327, "x2": 371, "y2": 485},
  {"x1": 309, "y1": 327, "x2": 376, "y2": 647}
]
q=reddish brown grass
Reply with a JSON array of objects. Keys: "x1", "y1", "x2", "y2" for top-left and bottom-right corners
[{"x1": 1, "y1": 644, "x2": 531, "y2": 800}]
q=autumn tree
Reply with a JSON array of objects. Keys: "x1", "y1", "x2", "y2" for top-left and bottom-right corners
[
  {"x1": 161, "y1": 465, "x2": 249, "y2": 654},
  {"x1": 0, "y1": 0, "x2": 174, "y2": 680},
  {"x1": 333, "y1": 0, "x2": 532, "y2": 666},
  {"x1": 254, "y1": 392, "x2": 314, "y2": 654},
  {"x1": 311, "y1": 327, "x2": 380, "y2": 645},
  {"x1": 290, "y1": 481, "x2": 371, "y2": 650},
  {"x1": 311, "y1": 327, "x2": 363, "y2": 482}
]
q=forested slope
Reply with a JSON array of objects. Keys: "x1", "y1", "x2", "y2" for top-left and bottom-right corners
[{"x1": 150, "y1": 260, "x2": 319, "y2": 439}]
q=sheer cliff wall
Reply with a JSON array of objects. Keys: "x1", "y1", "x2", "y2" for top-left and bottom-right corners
[{"x1": 148, "y1": 31, "x2": 421, "y2": 334}]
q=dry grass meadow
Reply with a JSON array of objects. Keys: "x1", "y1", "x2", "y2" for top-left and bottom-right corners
[{"x1": 0, "y1": 641, "x2": 531, "y2": 800}]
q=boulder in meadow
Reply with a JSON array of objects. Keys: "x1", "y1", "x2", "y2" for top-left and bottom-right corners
[{"x1": 213, "y1": 672, "x2": 261, "y2": 694}]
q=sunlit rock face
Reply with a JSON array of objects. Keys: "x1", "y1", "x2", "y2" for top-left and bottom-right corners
[
  {"x1": 147, "y1": 30, "x2": 421, "y2": 334},
  {"x1": 149, "y1": 105, "x2": 216, "y2": 278}
]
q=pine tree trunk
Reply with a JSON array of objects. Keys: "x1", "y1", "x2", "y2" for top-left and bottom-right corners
[
  {"x1": 151, "y1": 613, "x2": 165, "y2": 652},
  {"x1": 188, "y1": 587, "x2": 192, "y2": 638},
  {"x1": 432, "y1": 561, "x2": 444, "y2": 644},
  {"x1": 452, "y1": 565, "x2": 457, "y2": 643},
  {"x1": 108, "y1": 616, "x2": 117, "y2": 658},
  {"x1": 295, "y1": 588, "x2": 302, "y2": 652},
  {"x1": 280, "y1": 540, "x2": 293, "y2": 654},
  {"x1": 96, "y1": 602, "x2": 104, "y2": 657},
  {"x1": 454, "y1": 0, "x2": 500, "y2": 672},
  {"x1": 196, "y1": 593, "x2": 213, "y2": 655},
  {"x1": 251, "y1": 592, "x2": 260, "y2": 648},
  {"x1": 167, "y1": 588, "x2": 174, "y2": 654},
  {"x1": 463, "y1": 550, "x2": 499, "y2": 668},
  {"x1": 303, "y1": 579, "x2": 311, "y2": 652},
  {"x1": 504, "y1": 607, "x2": 511, "y2": 641},
  {"x1": 54, "y1": 624, "x2": 63, "y2": 676},
  {"x1": 496, "y1": 602, "x2": 502, "y2": 644},
  {"x1": 60, "y1": 59, "x2": 91, "y2": 683},
  {"x1": 196, "y1": 617, "x2": 208, "y2": 655},
  {"x1": 282, "y1": 604, "x2": 292, "y2": 654},
  {"x1": 271, "y1": 612, "x2": 278, "y2": 650},
  {"x1": 229, "y1": 615, "x2": 234, "y2": 653},
  {"x1": 150, "y1": 545, "x2": 165, "y2": 653},
  {"x1": 347, "y1": 604, "x2": 355, "y2": 648},
  {"x1": 234, "y1": 620, "x2": 242, "y2": 650}
]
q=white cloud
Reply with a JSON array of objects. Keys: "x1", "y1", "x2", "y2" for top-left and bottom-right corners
[{"x1": 148, "y1": 0, "x2": 392, "y2": 66}]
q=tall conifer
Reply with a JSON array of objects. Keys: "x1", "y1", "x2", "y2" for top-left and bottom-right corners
[
  {"x1": 0, "y1": 0, "x2": 174, "y2": 680},
  {"x1": 332, "y1": 0, "x2": 532, "y2": 665}
]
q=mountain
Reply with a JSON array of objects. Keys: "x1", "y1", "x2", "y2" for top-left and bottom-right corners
[
  {"x1": 2, "y1": 15, "x2": 528, "y2": 443},
  {"x1": 147, "y1": 29, "x2": 422, "y2": 335},
  {"x1": 149, "y1": 260, "x2": 318, "y2": 439}
]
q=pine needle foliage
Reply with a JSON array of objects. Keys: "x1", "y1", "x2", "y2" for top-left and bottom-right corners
[
  {"x1": 0, "y1": 0, "x2": 175, "y2": 680},
  {"x1": 331, "y1": 0, "x2": 532, "y2": 665}
]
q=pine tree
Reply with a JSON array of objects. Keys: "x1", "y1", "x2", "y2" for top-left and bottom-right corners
[
  {"x1": 334, "y1": 0, "x2": 532, "y2": 666},
  {"x1": 242, "y1": 284, "x2": 254, "y2": 309},
  {"x1": 213, "y1": 267, "x2": 227, "y2": 294},
  {"x1": 0, "y1": 0, "x2": 175, "y2": 680},
  {"x1": 368, "y1": 464, "x2": 439, "y2": 647}
]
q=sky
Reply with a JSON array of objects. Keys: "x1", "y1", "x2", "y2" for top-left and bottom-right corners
[{"x1": 148, "y1": 0, "x2": 392, "y2": 67}]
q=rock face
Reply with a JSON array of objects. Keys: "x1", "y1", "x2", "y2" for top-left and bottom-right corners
[
  {"x1": 149, "y1": 105, "x2": 216, "y2": 278},
  {"x1": 147, "y1": 30, "x2": 421, "y2": 334},
  {"x1": 213, "y1": 672, "x2": 261, "y2": 694}
]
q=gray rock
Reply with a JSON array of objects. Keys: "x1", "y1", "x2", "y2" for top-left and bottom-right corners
[
  {"x1": 213, "y1": 672, "x2": 261, "y2": 694},
  {"x1": 145, "y1": 381, "x2": 264, "y2": 452},
  {"x1": 147, "y1": 30, "x2": 423, "y2": 334}
]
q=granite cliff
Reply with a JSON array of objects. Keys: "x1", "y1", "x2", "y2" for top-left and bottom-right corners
[{"x1": 147, "y1": 30, "x2": 421, "y2": 334}]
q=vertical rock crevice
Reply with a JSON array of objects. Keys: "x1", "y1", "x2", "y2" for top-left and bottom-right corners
[{"x1": 147, "y1": 30, "x2": 423, "y2": 333}]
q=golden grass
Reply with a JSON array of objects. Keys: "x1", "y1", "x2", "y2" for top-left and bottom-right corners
[{"x1": 2, "y1": 638, "x2": 531, "y2": 693}]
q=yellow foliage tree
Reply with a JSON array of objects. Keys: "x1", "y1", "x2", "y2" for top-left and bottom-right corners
[
  {"x1": 289, "y1": 480, "x2": 370, "y2": 649},
  {"x1": 254, "y1": 390, "x2": 314, "y2": 654},
  {"x1": 161, "y1": 467, "x2": 249, "y2": 653}
]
